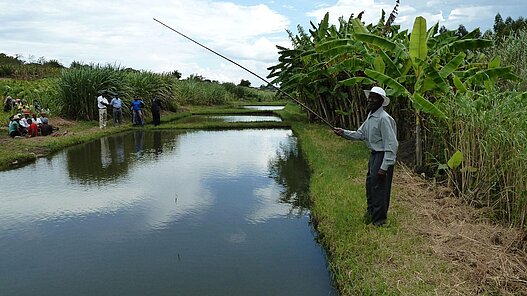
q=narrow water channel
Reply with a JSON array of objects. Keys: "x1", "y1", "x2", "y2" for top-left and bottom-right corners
[{"x1": 0, "y1": 129, "x2": 336, "y2": 295}]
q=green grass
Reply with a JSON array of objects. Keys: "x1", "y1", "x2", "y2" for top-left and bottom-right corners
[{"x1": 278, "y1": 104, "x2": 459, "y2": 295}]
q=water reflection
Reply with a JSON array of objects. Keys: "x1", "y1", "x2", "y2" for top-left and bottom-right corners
[
  {"x1": 66, "y1": 131, "x2": 180, "y2": 185},
  {"x1": 268, "y1": 137, "x2": 311, "y2": 215},
  {"x1": 204, "y1": 115, "x2": 282, "y2": 122},
  {"x1": 0, "y1": 129, "x2": 335, "y2": 296}
]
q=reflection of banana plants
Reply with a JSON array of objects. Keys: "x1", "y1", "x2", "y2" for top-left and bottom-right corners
[{"x1": 268, "y1": 142, "x2": 312, "y2": 216}]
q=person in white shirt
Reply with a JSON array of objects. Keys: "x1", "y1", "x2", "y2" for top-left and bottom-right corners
[
  {"x1": 97, "y1": 92, "x2": 110, "y2": 128},
  {"x1": 334, "y1": 86, "x2": 398, "y2": 227}
]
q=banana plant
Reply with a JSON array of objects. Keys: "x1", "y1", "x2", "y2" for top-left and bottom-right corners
[{"x1": 351, "y1": 16, "x2": 508, "y2": 166}]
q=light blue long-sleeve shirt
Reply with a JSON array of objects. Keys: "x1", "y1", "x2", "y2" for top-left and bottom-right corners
[{"x1": 342, "y1": 107, "x2": 398, "y2": 170}]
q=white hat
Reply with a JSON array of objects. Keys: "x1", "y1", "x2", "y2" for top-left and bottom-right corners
[{"x1": 364, "y1": 86, "x2": 390, "y2": 107}]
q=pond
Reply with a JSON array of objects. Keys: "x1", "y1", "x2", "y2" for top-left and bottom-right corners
[
  {"x1": 0, "y1": 129, "x2": 336, "y2": 295},
  {"x1": 243, "y1": 105, "x2": 285, "y2": 111},
  {"x1": 196, "y1": 115, "x2": 282, "y2": 122}
]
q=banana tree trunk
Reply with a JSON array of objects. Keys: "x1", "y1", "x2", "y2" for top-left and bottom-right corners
[{"x1": 415, "y1": 111, "x2": 423, "y2": 167}]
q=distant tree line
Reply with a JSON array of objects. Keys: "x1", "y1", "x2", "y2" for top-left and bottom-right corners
[{"x1": 440, "y1": 13, "x2": 527, "y2": 40}]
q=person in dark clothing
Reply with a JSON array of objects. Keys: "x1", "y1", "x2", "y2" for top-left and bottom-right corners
[
  {"x1": 333, "y1": 86, "x2": 398, "y2": 227},
  {"x1": 4, "y1": 96, "x2": 13, "y2": 112},
  {"x1": 40, "y1": 118, "x2": 54, "y2": 136},
  {"x1": 151, "y1": 97, "x2": 162, "y2": 126}
]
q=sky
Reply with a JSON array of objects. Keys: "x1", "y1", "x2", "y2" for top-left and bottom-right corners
[{"x1": 1, "y1": 0, "x2": 526, "y2": 86}]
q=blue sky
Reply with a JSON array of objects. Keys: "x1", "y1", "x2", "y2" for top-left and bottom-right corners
[{"x1": 1, "y1": 0, "x2": 526, "y2": 86}]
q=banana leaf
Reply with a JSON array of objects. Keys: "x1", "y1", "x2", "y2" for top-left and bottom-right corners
[
  {"x1": 466, "y1": 66, "x2": 520, "y2": 84},
  {"x1": 364, "y1": 69, "x2": 410, "y2": 97},
  {"x1": 351, "y1": 18, "x2": 368, "y2": 34},
  {"x1": 354, "y1": 33, "x2": 397, "y2": 51},
  {"x1": 452, "y1": 74, "x2": 467, "y2": 93},
  {"x1": 315, "y1": 39, "x2": 349, "y2": 52},
  {"x1": 421, "y1": 68, "x2": 450, "y2": 93},
  {"x1": 328, "y1": 58, "x2": 363, "y2": 74},
  {"x1": 339, "y1": 77, "x2": 375, "y2": 86},
  {"x1": 412, "y1": 93, "x2": 448, "y2": 120},
  {"x1": 439, "y1": 52, "x2": 466, "y2": 78},
  {"x1": 409, "y1": 16, "x2": 428, "y2": 64},
  {"x1": 374, "y1": 56, "x2": 385, "y2": 74},
  {"x1": 450, "y1": 39, "x2": 492, "y2": 51}
]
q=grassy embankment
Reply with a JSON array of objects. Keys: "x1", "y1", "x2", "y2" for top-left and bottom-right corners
[{"x1": 278, "y1": 105, "x2": 465, "y2": 295}]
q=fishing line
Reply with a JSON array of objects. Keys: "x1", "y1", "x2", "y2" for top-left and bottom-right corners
[{"x1": 153, "y1": 18, "x2": 335, "y2": 129}]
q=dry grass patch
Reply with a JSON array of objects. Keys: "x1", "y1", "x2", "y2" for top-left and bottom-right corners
[{"x1": 395, "y1": 165, "x2": 527, "y2": 295}]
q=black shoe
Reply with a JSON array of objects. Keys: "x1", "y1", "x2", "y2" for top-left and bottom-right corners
[
  {"x1": 372, "y1": 219, "x2": 386, "y2": 227},
  {"x1": 363, "y1": 212, "x2": 373, "y2": 225}
]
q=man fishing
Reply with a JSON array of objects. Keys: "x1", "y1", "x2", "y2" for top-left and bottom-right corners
[{"x1": 333, "y1": 86, "x2": 398, "y2": 226}]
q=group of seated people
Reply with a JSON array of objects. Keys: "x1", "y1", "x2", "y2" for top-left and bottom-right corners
[{"x1": 8, "y1": 111, "x2": 56, "y2": 138}]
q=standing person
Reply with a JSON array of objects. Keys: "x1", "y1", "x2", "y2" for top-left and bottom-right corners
[
  {"x1": 110, "y1": 93, "x2": 123, "y2": 126},
  {"x1": 151, "y1": 97, "x2": 162, "y2": 126},
  {"x1": 333, "y1": 86, "x2": 398, "y2": 227},
  {"x1": 4, "y1": 96, "x2": 13, "y2": 112},
  {"x1": 131, "y1": 96, "x2": 145, "y2": 127},
  {"x1": 97, "y1": 92, "x2": 110, "y2": 128}
]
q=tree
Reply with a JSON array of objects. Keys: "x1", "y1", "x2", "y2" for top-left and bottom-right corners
[
  {"x1": 494, "y1": 13, "x2": 505, "y2": 36},
  {"x1": 238, "y1": 79, "x2": 251, "y2": 87},
  {"x1": 0, "y1": 53, "x2": 23, "y2": 65},
  {"x1": 169, "y1": 70, "x2": 182, "y2": 79},
  {"x1": 456, "y1": 24, "x2": 468, "y2": 37}
]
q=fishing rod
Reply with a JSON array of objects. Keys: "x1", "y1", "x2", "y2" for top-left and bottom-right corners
[{"x1": 153, "y1": 18, "x2": 335, "y2": 129}]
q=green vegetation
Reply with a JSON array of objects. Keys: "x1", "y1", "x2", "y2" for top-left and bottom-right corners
[
  {"x1": 0, "y1": 78, "x2": 59, "y2": 114},
  {"x1": 429, "y1": 90, "x2": 527, "y2": 226},
  {"x1": 1, "y1": 5, "x2": 526, "y2": 295},
  {"x1": 278, "y1": 104, "x2": 458, "y2": 295},
  {"x1": 0, "y1": 53, "x2": 63, "y2": 79},
  {"x1": 268, "y1": 7, "x2": 527, "y2": 228}
]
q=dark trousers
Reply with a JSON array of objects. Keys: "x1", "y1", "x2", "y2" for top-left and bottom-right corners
[
  {"x1": 366, "y1": 151, "x2": 394, "y2": 224},
  {"x1": 112, "y1": 108, "x2": 122, "y2": 125},
  {"x1": 152, "y1": 110, "x2": 160, "y2": 126}
]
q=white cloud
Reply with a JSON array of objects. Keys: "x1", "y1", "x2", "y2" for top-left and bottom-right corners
[
  {"x1": 2, "y1": 0, "x2": 527, "y2": 84},
  {"x1": 0, "y1": 0, "x2": 290, "y2": 84},
  {"x1": 307, "y1": 0, "x2": 394, "y2": 27}
]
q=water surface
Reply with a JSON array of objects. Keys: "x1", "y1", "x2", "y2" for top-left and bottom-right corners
[
  {"x1": 200, "y1": 115, "x2": 282, "y2": 122},
  {"x1": 0, "y1": 129, "x2": 335, "y2": 296},
  {"x1": 243, "y1": 105, "x2": 285, "y2": 111}
]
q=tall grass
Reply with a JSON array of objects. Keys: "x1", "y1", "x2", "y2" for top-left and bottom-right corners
[
  {"x1": 429, "y1": 91, "x2": 527, "y2": 227},
  {"x1": 124, "y1": 71, "x2": 174, "y2": 114},
  {"x1": 57, "y1": 65, "x2": 125, "y2": 120},
  {"x1": 173, "y1": 80, "x2": 234, "y2": 105},
  {"x1": 486, "y1": 29, "x2": 527, "y2": 91},
  {"x1": 57, "y1": 65, "x2": 175, "y2": 120},
  {"x1": 221, "y1": 82, "x2": 276, "y2": 101}
]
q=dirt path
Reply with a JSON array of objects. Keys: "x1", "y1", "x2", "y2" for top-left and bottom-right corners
[{"x1": 395, "y1": 165, "x2": 527, "y2": 294}]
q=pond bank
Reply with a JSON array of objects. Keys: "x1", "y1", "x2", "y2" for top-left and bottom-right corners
[
  {"x1": 277, "y1": 105, "x2": 527, "y2": 295},
  {"x1": 1, "y1": 104, "x2": 525, "y2": 295}
]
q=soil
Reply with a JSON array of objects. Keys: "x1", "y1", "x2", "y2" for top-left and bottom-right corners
[{"x1": 395, "y1": 164, "x2": 527, "y2": 294}]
